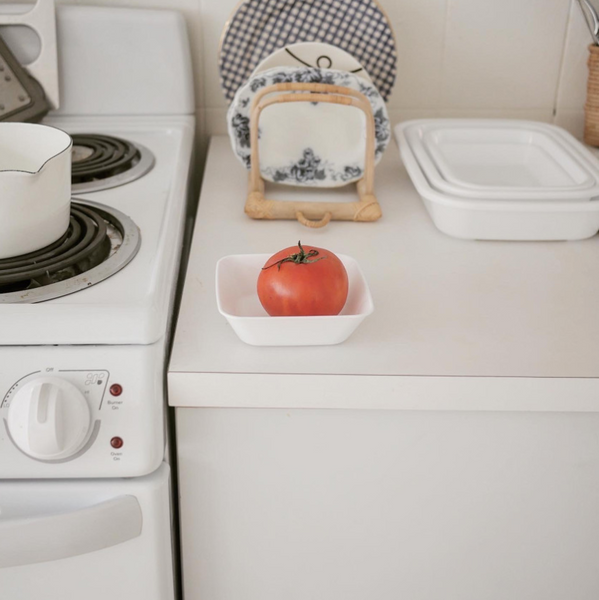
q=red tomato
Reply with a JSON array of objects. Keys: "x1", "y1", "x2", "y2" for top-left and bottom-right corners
[{"x1": 257, "y1": 242, "x2": 349, "y2": 316}]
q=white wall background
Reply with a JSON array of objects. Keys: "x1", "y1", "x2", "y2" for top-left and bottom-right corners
[
  {"x1": 22, "y1": 0, "x2": 593, "y2": 147},
  {"x1": 198, "y1": 0, "x2": 589, "y2": 141}
]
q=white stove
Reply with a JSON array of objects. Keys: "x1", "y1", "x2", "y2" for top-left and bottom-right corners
[
  {"x1": 0, "y1": 116, "x2": 193, "y2": 342},
  {"x1": 0, "y1": 116, "x2": 194, "y2": 479},
  {"x1": 0, "y1": 4, "x2": 194, "y2": 599}
]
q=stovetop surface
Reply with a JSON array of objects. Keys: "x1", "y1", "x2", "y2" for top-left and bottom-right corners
[{"x1": 0, "y1": 115, "x2": 195, "y2": 346}]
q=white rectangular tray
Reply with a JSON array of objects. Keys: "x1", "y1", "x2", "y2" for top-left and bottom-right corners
[
  {"x1": 424, "y1": 125, "x2": 594, "y2": 190},
  {"x1": 216, "y1": 253, "x2": 373, "y2": 346},
  {"x1": 404, "y1": 120, "x2": 599, "y2": 202},
  {"x1": 395, "y1": 122, "x2": 599, "y2": 241}
]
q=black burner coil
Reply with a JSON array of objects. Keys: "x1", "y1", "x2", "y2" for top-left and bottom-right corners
[
  {"x1": 0, "y1": 204, "x2": 113, "y2": 294},
  {"x1": 71, "y1": 134, "x2": 140, "y2": 183}
]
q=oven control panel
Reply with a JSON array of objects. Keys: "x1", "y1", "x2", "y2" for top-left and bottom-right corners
[{"x1": 0, "y1": 343, "x2": 165, "y2": 479}]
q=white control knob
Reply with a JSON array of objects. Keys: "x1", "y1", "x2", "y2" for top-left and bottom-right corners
[{"x1": 7, "y1": 377, "x2": 92, "y2": 460}]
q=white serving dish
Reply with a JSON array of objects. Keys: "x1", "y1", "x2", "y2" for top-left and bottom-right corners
[
  {"x1": 395, "y1": 122, "x2": 599, "y2": 241},
  {"x1": 251, "y1": 42, "x2": 373, "y2": 84},
  {"x1": 424, "y1": 126, "x2": 594, "y2": 190},
  {"x1": 216, "y1": 253, "x2": 374, "y2": 346},
  {"x1": 0, "y1": 123, "x2": 72, "y2": 259},
  {"x1": 404, "y1": 120, "x2": 599, "y2": 202}
]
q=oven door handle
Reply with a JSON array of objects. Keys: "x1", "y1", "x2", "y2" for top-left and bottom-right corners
[{"x1": 0, "y1": 495, "x2": 142, "y2": 568}]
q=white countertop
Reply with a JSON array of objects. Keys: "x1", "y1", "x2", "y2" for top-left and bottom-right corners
[{"x1": 168, "y1": 136, "x2": 599, "y2": 410}]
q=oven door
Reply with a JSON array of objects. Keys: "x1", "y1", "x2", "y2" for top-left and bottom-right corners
[{"x1": 0, "y1": 462, "x2": 174, "y2": 600}]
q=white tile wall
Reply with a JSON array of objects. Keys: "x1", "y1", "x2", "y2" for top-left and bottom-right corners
[
  {"x1": 193, "y1": 0, "x2": 590, "y2": 141},
  {"x1": 556, "y1": 0, "x2": 592, "y2": 139},
  {"x1": 441, "y1": 0, "x2": 569, "y2": 110},
  {"x1": 385, "y1": 0, "x2": 447, "y2": 109},
  {"x1": 20, "y1": 0, "x2": 596, "y2": 145}
]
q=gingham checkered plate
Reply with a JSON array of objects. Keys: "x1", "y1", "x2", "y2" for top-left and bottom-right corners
[{"x1": 219, "y1": 0, "x2": 397, "y2": 103}]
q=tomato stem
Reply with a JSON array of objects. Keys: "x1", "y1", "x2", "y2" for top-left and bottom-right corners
[{"x1": 262, "y1": 241, "x2": 328, "y2": 271}]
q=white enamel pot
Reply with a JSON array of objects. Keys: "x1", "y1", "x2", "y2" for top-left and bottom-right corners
[{"x1": 0, "y1": 123, "x2": 72, "y2": 259}]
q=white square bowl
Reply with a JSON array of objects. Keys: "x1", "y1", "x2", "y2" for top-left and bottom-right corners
[{"x1": 215, "y1": 253, "x2": 374, "y2": 346}]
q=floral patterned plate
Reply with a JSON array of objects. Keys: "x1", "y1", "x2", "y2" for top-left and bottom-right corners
[{"x1": 227, "y1": 67, "x2": 391, "y2": 188}]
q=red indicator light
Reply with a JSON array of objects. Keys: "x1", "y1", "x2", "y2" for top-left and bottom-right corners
[
  {"x1": 109, "y1": 383, "x2": 123, "y2": 396},
  {"x1": 110, "y1": 437, "x2": 124, "y2": 449}
]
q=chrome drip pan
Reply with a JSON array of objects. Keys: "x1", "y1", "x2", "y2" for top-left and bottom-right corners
[{"x1": 0, "y1": 199, "x2": 141, "y2": 303}]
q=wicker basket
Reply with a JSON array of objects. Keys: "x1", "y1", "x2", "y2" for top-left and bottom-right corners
[{"x1": 585, "y1": 44, "x2": 599, "y2": 146}]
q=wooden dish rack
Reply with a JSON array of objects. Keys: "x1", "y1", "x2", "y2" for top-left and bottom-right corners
[{"x1": 244, "y1": 82, "x2": 382, "y2": 228}]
